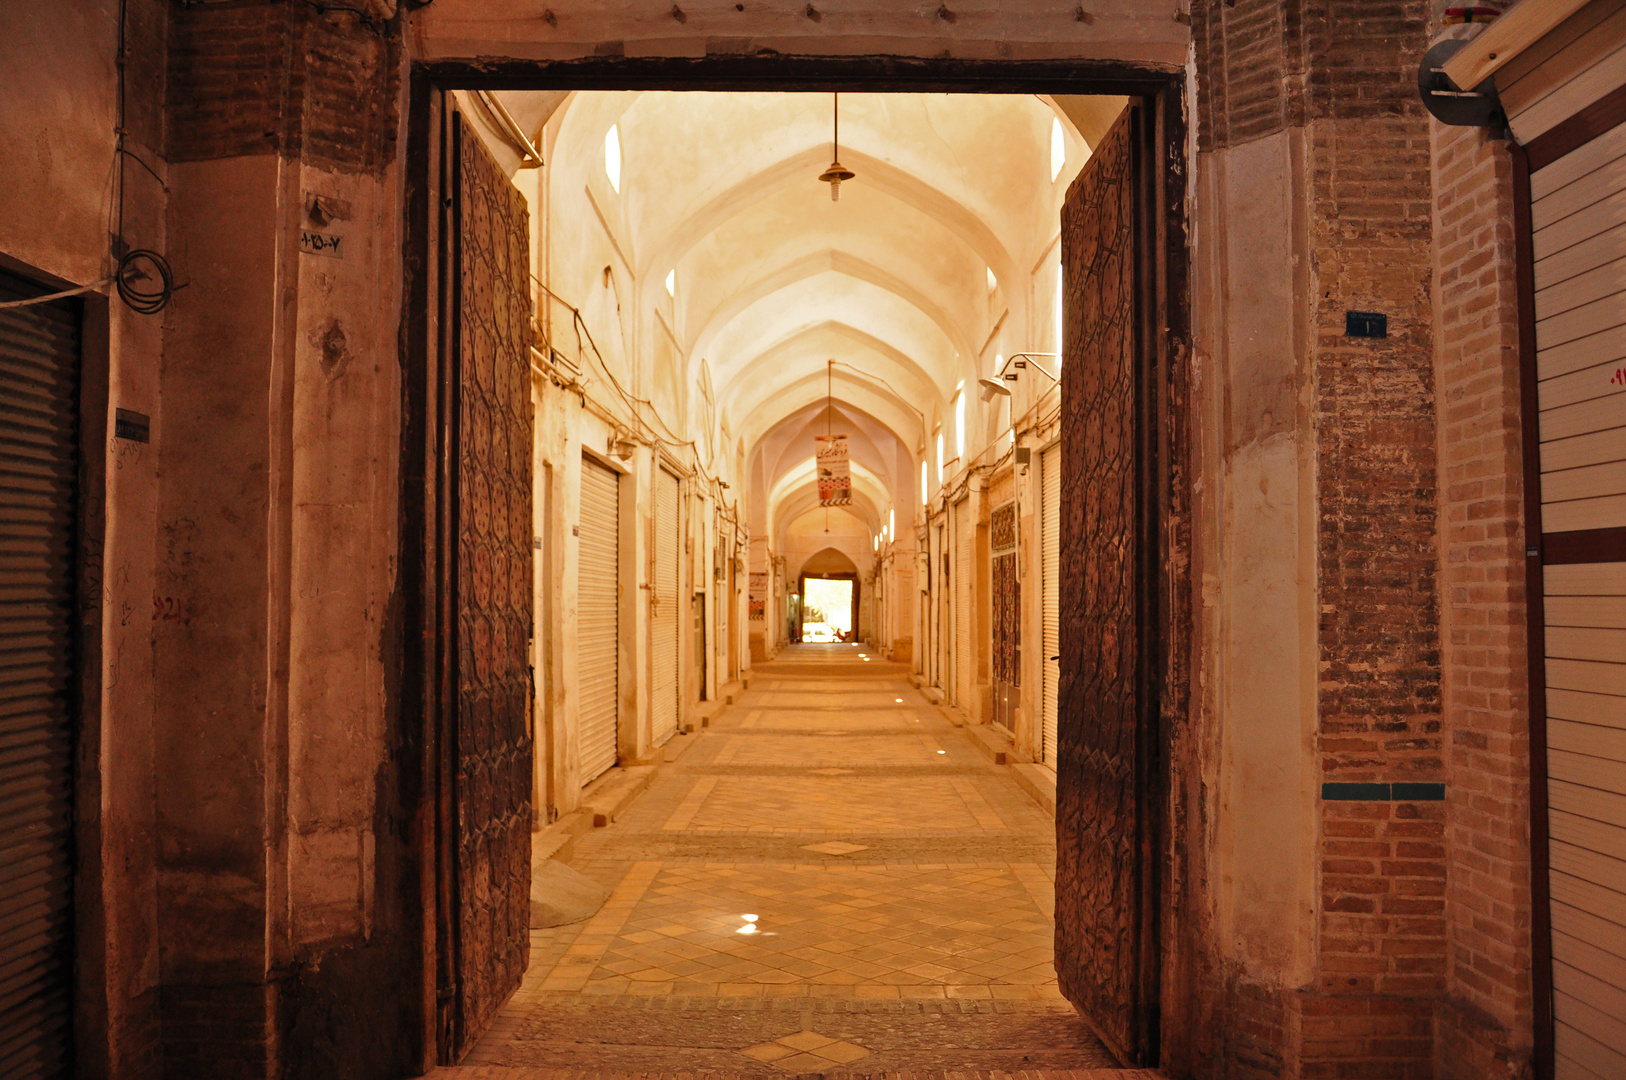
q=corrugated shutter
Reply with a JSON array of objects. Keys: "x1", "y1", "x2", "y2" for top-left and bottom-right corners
[
  {"x1": 0, "y1": 269, "x2": 79, "y2": 1077},
  {"x1": 578, "y1": 456, "x2": 619, "y2": 784},
  {"x1": 955, "y1": 496, "x2": 971, "y2": 709},
  {"x1": 1498, "y1": 7, "x2": 1626, "y2": 143},
  {"x1": 651, "y1": 467, "x2": 679, "y2": 744},
  {"x1": 1042, "y1": 445, "x2": 1061, "y2": 768},
  {"x1": 1531, "y1": 123, "x2": 1626, "y2": 1080}
]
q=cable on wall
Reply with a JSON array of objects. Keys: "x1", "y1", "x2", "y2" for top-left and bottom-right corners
[{"x1": 113, "y1": 0, "x2": 173, "y2": 315}]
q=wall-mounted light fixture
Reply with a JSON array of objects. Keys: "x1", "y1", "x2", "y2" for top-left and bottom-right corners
[{"x1": 978, "y1": 352, "x2": 1060, "y2": 402}]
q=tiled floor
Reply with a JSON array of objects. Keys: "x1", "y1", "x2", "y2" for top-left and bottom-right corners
[{"x1": 450, "y1": 644, "x2": 1134, "y2": 1078}]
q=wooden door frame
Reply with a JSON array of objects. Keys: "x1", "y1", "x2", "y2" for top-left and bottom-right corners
[{"x1": 400, "y1": 59, "x2": 1189, "y2": 1072}]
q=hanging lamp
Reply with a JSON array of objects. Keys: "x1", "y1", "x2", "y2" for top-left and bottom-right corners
[{"x1": 818, "y1": 92, "x2": 855, "y2": 201}]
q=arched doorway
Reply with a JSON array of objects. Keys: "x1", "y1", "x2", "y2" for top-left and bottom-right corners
[{"x1": 797, "y1": 546, "x2": 860, "y2": 643}]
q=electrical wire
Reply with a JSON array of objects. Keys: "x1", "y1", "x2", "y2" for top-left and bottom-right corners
[
  {"x1": 532, "y1": 275, "x2": 695, "y2": 451},
  {"x1": 113, "y1": 0, "x2": 173, "y2": 315},
  {"x1": 0, "y1": 280, "x2": 115, "y2": 310}
]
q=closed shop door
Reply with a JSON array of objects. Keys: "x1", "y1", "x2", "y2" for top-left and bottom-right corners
[
  {"x1": 991, "y1": 502, "x2": 1018, "y2": 732},
  {"x1": 1528, "y1": 122, "x2": 1626, "y2": 1080},
  {"x1": 1041, "y1": 444, "x2": 1061, "y2": 767},
  {"x1": 651, "y1": 467, "x2": 679, "y2": 744},
  {"x1": 578, "y1": 456, "x2": 620, "y2": 783},
  {"x1": 954, "y1": 496, "x2": 971, "y2": 709},
  {"x1": 716, "y1": 526, "x2": 729, "y2": 680},
  {"x1": 0, "y1": 268, "x2": 79, "y2": 1079}
]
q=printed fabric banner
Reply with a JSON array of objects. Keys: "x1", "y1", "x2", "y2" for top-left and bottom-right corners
[
  {"x1": 816, "y1": 434, "x2": 851, "y2": 505},
  {"x1": 748, "y1": 572, "x2": 767, "y2": 621}
]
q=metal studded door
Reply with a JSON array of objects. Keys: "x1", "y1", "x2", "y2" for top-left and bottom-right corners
[
  {"x1": 1054, "y1": 103, "x2": 1161, "y2": 1066},
  {"x1": 990, "y1": 502, "x2": 1019, "y2": 731},
  {"x1": 442, "y1": 111, "x2": 535, "y2": 1061}
]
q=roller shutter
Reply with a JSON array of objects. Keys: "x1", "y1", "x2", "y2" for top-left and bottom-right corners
[
  {"x1": 651, "y1": 467, "x2": 679, "y2": 745},
  {"x1": 1529, "y1": 118, "x2": 1626, "y2": 1080},
  {"x1": 578, "y1": 456, "x2": 619, "y2": 783},
  {"x1": 0, "y1": 268, "x2": 79, "y2": 1077},
  {"x1": 954, "y1": 496, "x2": 971, "y2": 709},
  {"x1": 1041, "y1": 444, "x2": 1061, "y2": 768}
]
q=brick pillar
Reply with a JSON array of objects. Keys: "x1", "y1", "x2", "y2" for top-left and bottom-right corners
[
  {"x1": 1428, "y1": 119, "x2": 1534, "y2": 1080},
  {"x1": 1192, "y1": 2, "x2": 1446, "y2": 1075},
  {"x1": 154, "y1": 3, "x2": 411, "y2": 1078}
]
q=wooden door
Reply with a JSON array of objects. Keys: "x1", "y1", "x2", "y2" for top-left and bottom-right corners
[
  {"x1": 439, "y1": 109, "x2": 535, "y2": 1062},
  {"x1": 1054, "y1": 102, "x2": 1163, "y2": 1067}
]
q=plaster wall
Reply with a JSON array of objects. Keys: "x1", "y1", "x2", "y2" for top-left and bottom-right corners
[
  {"x1": 1195, "y1": 129, "x2": 1319, "y2": 990},
  {"x1": 0, "y1": 5, "x2": 170, "y2": 1072}
]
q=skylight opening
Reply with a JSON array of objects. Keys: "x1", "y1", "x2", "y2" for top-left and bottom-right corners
[
  {"x1": 664, "y1": 268, "x2": 676, "y2": 298},
  {"x1": 605, "y1": 124, "x2": 622, "y2": 193},
  {"x1": 1050, "y1": 117, "x2": 1066, "y2": 183},
  {"x1": 889, "y1": 507, "x2": 895, "y2": 537},
  {"x1": 986, "y1": 267, "x2": 998, "y2": 293}
]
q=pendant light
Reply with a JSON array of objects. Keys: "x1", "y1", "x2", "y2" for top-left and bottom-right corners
[{"x1": 818, "y1": 92, "x2": 855, "y2": 201}]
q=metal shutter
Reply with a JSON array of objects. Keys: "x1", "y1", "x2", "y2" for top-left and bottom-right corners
[
  {"x1": 1041, "y1": 445, "x2": 1061, "y2": 767},
  {"x1": 955, "y1": 496, "x2": 971, "y2": 709},
  {"x1": 577, "y1": 457, "x2": 619, "y2": 784},
  {"x1": 0, "y1": 269, "x2": 79, "y2": 1077},
  {"x1": 1529, "y1": 124, "x2": 1626, "y2": 1080},
  {"x1": 651, "y1": 467, "x2": 679, "y2": 744},
  {"x1": 716, "y1": 525, "x2": 729, "y2": 680}
]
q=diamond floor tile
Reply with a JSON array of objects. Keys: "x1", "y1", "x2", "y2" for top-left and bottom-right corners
[{"x1": 459, "y1": 646, "x2": 1121, "y2": 1075}]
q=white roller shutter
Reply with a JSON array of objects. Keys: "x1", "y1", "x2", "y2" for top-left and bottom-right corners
[
  {"x1": 1041, "y1": 445, "x2": 1061, "y2": 768},
  {"x1": 955, "y1": 496, "x2": 972, "y2": 709},
  {"x1": 1530, "y1": 118, "x2": 1626, "y2": 1080},
  {"x1": 578, "y1": 456, "x2": 620, "y2": 784},
  {"x1": 0, "y1": 269, "x2": 78, "y2": 1076},
  {"x1": 652, "y1": 467, "x2": 679, "y2": 744}
]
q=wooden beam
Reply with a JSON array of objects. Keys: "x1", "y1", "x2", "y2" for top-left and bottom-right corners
[{"x1": 1442, "y1": 0, "x2": 1595, "y2": 90}]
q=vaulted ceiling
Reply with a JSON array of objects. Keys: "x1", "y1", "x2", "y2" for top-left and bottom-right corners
[{"x1": 503, "y1": 89, "x2": 1123, "y2": 545}]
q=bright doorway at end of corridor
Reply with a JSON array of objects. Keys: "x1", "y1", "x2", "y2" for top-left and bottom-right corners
[{"x1": 801, "y1": 576, "x2": 854, "y2": 642}]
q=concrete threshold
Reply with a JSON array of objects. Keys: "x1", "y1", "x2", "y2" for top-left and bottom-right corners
[
  {"x1": 1012, "y1": 762, "x2": 1058, "y2": 817},
  {"x1": 963, "y1": 720, "x2": 1018, "y2": 764}
]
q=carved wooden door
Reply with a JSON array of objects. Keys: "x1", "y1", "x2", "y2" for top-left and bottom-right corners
[
  {"x1": 444, "y1": 111, "x2": 535, "y2": 1061},
  {"x1": 1054, "y1": 103, "x2": 1161, "y2": 1067}
]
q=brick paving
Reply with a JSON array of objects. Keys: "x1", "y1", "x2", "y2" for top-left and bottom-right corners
[{"x1": 449, "y1": 645, "x2": 1140, "y2": 1078}]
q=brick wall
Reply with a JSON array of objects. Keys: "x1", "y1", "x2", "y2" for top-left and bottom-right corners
[
  {"x1": 1193, "y1": 2, "x2": 1447, "y2": 1074},
  {"x1": 167, "y1": 0, "x2": 398, "y2": 172},
  {"x1": 1428, "y1": 120, "x2": 1532, "y2": 1079}
]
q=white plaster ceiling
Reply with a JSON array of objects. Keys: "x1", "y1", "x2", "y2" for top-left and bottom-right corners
[{"x1": 521, "y1": 88, "x2": 1124, "y2": 538}]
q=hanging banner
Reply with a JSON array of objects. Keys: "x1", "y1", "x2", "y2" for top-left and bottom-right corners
[
  {"x1": 816, "y1": 434, "x2": 851, "y2": 505},
  {"x1": 748, "y1": 572, "x2": 767, "y2": 621}
]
